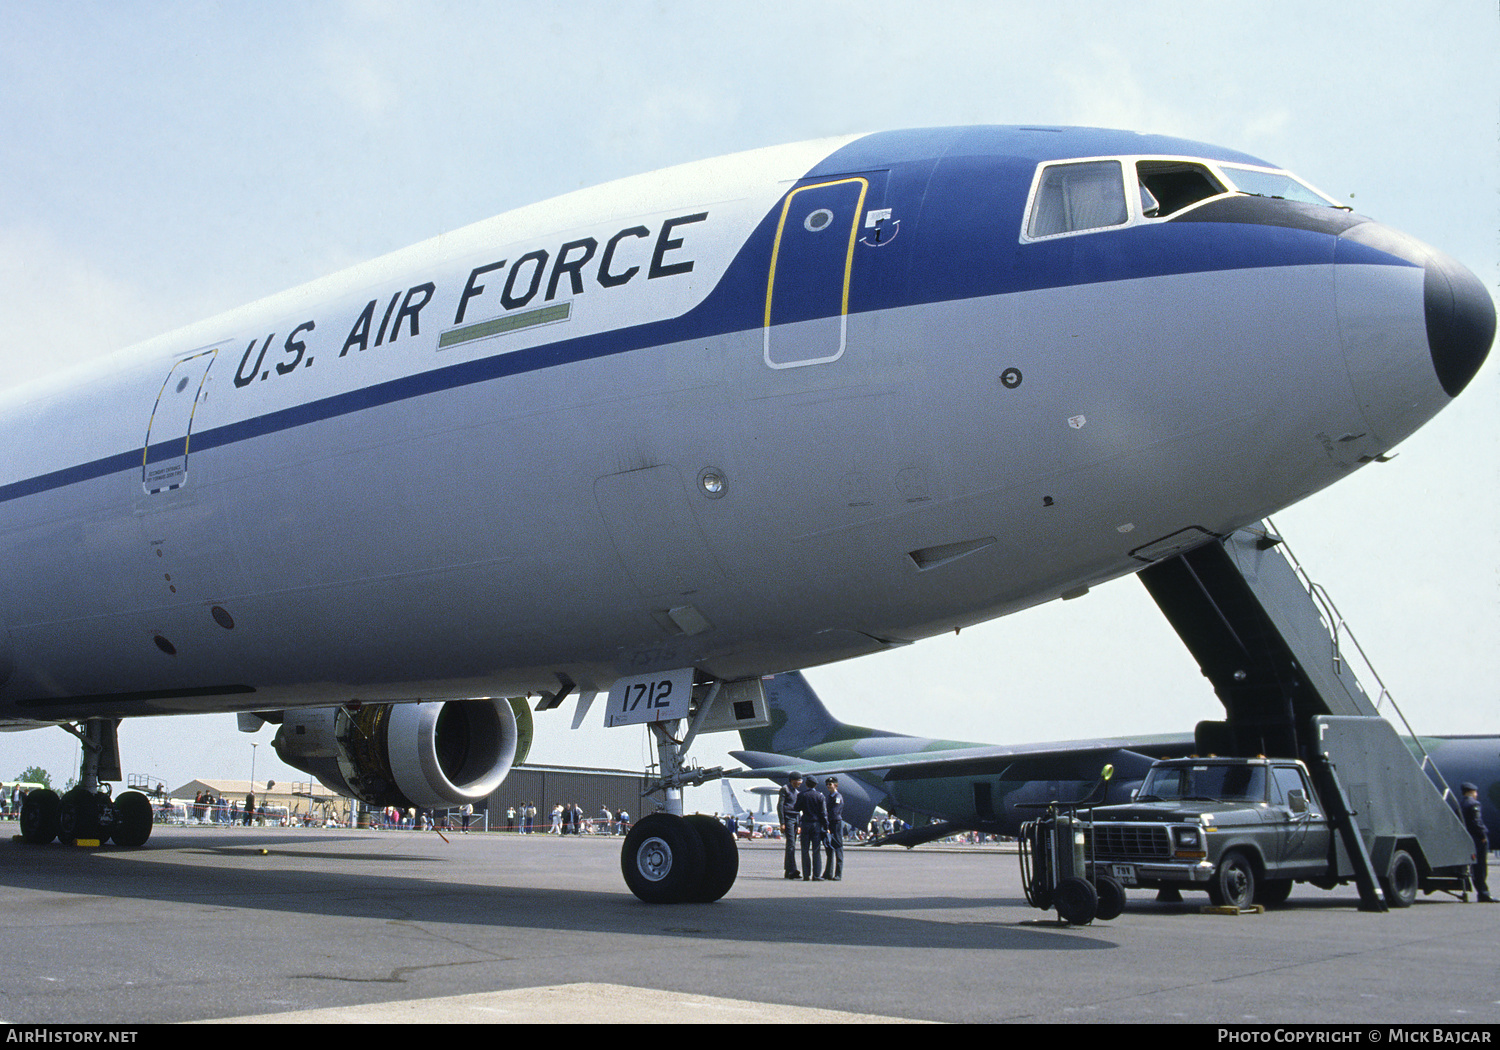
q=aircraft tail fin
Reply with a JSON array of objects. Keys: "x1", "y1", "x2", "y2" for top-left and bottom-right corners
[
  {"x1": 719, "y1": 778, "x2": 751, "y2": 822},
  {"x1": 739, "y1": 671, "x2": 903, "y2": 755}
]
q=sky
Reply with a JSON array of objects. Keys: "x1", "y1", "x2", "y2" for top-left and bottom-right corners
[{"x1": 0, "y1": 2, "x2": 1496, "y2": 808}]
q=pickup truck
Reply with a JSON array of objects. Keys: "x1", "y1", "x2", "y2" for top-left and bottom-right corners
[{"x1": 1083, "y1": 755, "x2": 1419, "y2": 909}]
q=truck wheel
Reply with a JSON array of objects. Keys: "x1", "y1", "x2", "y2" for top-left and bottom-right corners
[
  {"x1": 1256, "y1": 879, "x2": 1293, "y2": 907},
  {"x1": 1054, "y1": 876, "x2": 1098, "y2": 925},
  {"x1": 1381, "y1": 850, "x2": 1418, "y2": 909},
  {"x1": 1208, "y1": 851, "x2": 1256, "y2": 909}
]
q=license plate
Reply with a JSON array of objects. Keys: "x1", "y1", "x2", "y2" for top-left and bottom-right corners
[{"x1": 1110, "y1": 863, "x2": 1138, "y2": 886}]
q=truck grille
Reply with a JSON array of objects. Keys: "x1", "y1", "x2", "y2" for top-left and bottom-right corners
[{"x1": 1088, "y1": 824, "x2": 1171, "y2": 860}]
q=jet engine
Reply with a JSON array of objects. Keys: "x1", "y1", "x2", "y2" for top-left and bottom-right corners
[{"x1": 271, "y1": 698, "x2": 533, "y2": 810}]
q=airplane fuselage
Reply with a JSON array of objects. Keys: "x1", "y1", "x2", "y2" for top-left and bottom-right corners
[{"x1": 0, "y1": 126, "x2": 1490, "y2": 722}]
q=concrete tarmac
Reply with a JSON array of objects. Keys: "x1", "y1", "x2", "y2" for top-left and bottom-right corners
[{"x1": 0, "y1": 825, "x2": 1495, "y2": 1025}]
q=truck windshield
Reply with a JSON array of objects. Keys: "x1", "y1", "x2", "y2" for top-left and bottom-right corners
[{"x1": 1138, "y1": 764, "x2": 1268, "y2": 803}]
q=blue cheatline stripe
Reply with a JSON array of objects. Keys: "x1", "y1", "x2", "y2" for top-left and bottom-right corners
[
  {"x1": 0, "y1": 303, "x2": 736, "y2": 507},
  {"x1": 0, "y1": 448, "x2": 145, "y2": 505}
]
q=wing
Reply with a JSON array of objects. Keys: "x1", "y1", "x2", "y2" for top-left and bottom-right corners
[{"x1": 728, "y1": 733, "x2": 1198, "y2": 783}]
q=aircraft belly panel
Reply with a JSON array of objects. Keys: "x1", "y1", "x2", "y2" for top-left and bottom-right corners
[
  {"x1": 748, "y1": 264, "x2": 1378, "y2": 644},
  {"x1": 594, "y1": 465, "x2": 730, "y2": 601}
]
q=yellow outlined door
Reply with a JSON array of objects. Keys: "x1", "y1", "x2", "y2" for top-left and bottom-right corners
[{"x1": 763, "y1": 177, "x2": 868, "y2": 369}]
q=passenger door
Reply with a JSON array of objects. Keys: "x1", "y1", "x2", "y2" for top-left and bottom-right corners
[
  {"x1": 142, "y1": 349, "x2": 219, "y2": 494},
  {"x1": 763, "y1": 177, "x2": 870, "y2": 369}
]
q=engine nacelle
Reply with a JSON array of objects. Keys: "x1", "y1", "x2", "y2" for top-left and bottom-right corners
[{"x1": 272, "y1": 698, "x2": 532, "y2": 810}]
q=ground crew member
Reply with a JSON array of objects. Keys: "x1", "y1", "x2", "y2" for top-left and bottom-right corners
[
  {"x1": 824, "y1": 776, "x2": 844, "y2": 881},
  {"x1": 1461, "y1": 782, "x2": 1494, "y2": 903},
  {"x1": 798, "y1": 775, "x2": 827, "y2": 881},
  {"x1": 779, "y1": 772, "x2": 803, "y2": 879}
]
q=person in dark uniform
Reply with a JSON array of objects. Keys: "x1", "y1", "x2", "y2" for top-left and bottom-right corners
[
  {"x1": 779, "y1": 773, "x2": 803, "y2": 879},
  {"x1": 797, "y1": 775, "x2": 828, "y2": 881},
  {"x1": 823, "y1": 777, "x2": 844, "y2": 881},
  {"x1": 1460, "y1": 782, "x2": 1494, "y2": 902}
]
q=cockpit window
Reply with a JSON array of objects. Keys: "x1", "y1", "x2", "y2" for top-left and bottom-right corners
[
  {"x1": 1027, "y1": 160, "x2": 1128, "y2": 238},
  {"x1": 1136, "y1": 161, "x2": 1227, "y2": 217},
  {"x1": 1021, "y1": 154, "x2": 1338, "y2": 242},
  {"x1": 1138, "y1": 181, "x2": 1161, "y2": 218},
  {"x1": 1219, "y1": 165, "x2": 1340, "y2": 207}
]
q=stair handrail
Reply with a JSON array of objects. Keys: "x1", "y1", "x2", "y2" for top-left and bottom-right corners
[{"x1": 1261, "y1": 517, "x2": 1459, "y2": 806}]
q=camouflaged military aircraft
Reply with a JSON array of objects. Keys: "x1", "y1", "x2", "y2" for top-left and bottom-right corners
[{"x1": 733, "y1": 672, "x2": 1500, "y2": 846}]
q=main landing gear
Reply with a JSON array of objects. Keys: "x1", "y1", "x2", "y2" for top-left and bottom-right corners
[
  {"x1": 18, "y1": 719, "x2": 154, "y2": 848},
  {"x1": 618, "y1": 683, "x2": 739, "y2": 904}
]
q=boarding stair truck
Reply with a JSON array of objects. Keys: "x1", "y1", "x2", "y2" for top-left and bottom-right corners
[
  {"x1": 1127, "y1": 523, "x2": 1475, "y2": 910},
  {"x1": 1082, "y1": 741, "x2": 1464, "y2": 909}
]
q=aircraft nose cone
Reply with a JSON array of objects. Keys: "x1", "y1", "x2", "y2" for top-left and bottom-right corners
[
  {"x1": 1424, "y1": 248, "x2": 1495, "y2": 397},
  {"x1": 1334, "y1": 222, "x2": 1494, "y2": 449},
  {"x1": 1337, "y1": 221, "x2": 1494, "y2": 398}
]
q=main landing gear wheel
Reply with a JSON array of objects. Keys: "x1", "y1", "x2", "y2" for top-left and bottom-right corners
[
  {"x1": 111, "y1": 791, "x2": 154, "y2": 849},
  {"x1": 621, "y1": 813, "x2": 741, "y2": 903},
  {"x1": 684, "y1": 814, "x2": 739, "y2": 903},
  {"x1": 58, "y1": 787, "x2": 103, "y2": 846},
  {"x1": 20, "y1": 789, "x2": 60, "y2": 845},
  {"x1": 622, "y1": 813, "x2": 706, "y2": 904}
]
